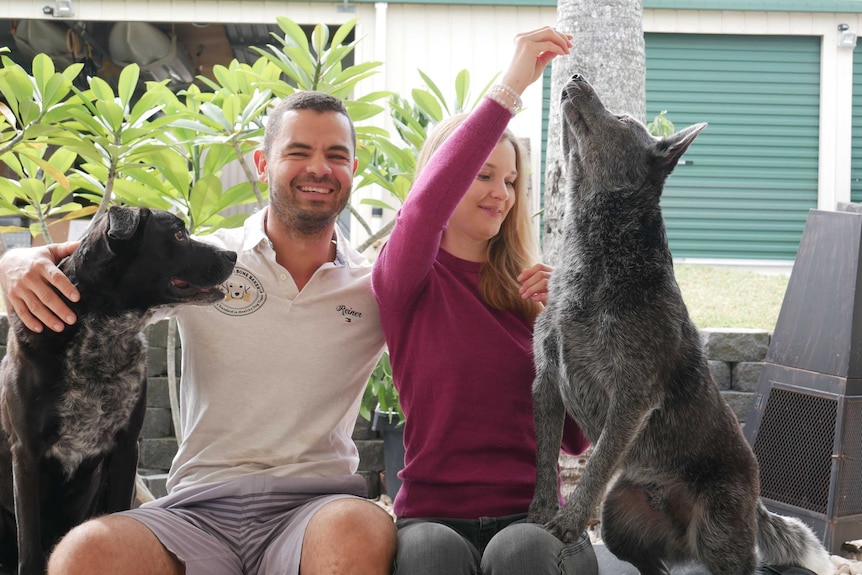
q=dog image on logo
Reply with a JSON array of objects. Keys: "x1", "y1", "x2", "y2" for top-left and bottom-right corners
[
  {"x1": 0, "y1": 206, "x2": 236, "y2": 575},
  {"x1": 527, "y1": 75, "x2": 833, "y2": 575},
  {"x1": 225, "y1": 278, "x2": 252, "y2": 302}
]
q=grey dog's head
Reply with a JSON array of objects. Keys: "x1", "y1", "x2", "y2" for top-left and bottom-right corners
[{"x1": 560, "y1": 74, "x2": 707, "y2": 196}]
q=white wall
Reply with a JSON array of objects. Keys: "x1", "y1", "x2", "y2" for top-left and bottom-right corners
[{"x1": 0, "y1": 1, "x2": 360, "y2": 23}]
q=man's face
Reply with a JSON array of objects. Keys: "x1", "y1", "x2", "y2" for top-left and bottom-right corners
[{"x1": 256, "y1": 109, "x2": 356, "y2": 235}]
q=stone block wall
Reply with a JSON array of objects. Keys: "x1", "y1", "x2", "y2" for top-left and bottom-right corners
[
  {"x1": 701, "y1": 327, "x2": 770, "y2": 425},
  {"x1": 0, "y1": 315, "x2": 769, "y2": 499}
]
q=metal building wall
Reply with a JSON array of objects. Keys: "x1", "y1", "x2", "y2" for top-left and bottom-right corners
[{"x1": 647, "y1": 32, "x2": 821, "y2": 261}]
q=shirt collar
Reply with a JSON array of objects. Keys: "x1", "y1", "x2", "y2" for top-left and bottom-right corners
[
  {"x1": 240, "y1": 207, "x2": 366, "y2": 268},
  {"x1": 242, "y1": 208, "x2": 269, "y2": 252}
]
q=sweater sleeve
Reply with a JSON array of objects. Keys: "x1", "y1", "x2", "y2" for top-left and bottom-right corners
[
  {"x1": 372, "y1": 98, "x2": 513, "y2": 310},
  {"x1": 561, "y1": 415, "x2": 591, "y2": 455}
]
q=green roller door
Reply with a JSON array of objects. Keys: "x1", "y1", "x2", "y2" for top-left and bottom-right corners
[
  {"x1": 852, "y1": 47, "x2": 862, "y2": 202},
  {"x1": 646, "y1": 33, "x2": 821, "y2": 261}
]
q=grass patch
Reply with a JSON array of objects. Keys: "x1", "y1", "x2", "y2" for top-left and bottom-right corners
[{"x1": 674, "y1": 264, "x2": 789, "y2": 332}]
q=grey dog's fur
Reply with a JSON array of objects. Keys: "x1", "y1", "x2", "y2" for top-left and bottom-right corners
[{"x1": 527, "y1": 75, "x2": 833, "y2": 575}]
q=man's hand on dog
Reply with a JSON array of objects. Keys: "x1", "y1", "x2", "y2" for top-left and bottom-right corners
[{"x1": 0, "y1": 242, "x2": 80, "y2": 333}]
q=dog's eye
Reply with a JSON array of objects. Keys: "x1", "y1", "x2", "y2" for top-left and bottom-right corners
[{"x1": 174, "y1": 230, "x2": 186, "y2": 241}]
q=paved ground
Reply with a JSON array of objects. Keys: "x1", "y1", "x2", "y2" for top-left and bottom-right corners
[{"x1": 595, "y1": 544, "x2": 711, "y2": 574}]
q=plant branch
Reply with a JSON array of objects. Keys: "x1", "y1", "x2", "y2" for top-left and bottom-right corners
[
  {"x1": 233, "y1": 140, "x2": 266, "y2": 209},
  {"x1": 348, "y1": 203, "x2": 373, "y2": 236},
  {"x1": 356, "y1": 218, "x2": 394, "y2": 253}
]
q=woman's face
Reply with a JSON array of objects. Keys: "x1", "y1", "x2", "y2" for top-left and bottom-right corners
[{"x1": 443, "y1": 140, "x2": 517, "y2": 259}]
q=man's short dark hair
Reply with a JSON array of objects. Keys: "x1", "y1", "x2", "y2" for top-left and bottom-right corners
[{"x1": 263, "y1": 91, "x2": 356, "y2": 155}]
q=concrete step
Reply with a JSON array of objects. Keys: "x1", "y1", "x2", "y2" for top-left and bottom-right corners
[
  {"x1": 141, "y1": 407, "x2": 173, "y2": 439},
  {"x1": 146, "y1": 376, "x2": 172, "y2": 409},
  {"x1": 139, "y1": 437, "x2": 178, "y2": 470},
  {"x1": 139, "y1": 471, "x2": 169, "y2": 499}
]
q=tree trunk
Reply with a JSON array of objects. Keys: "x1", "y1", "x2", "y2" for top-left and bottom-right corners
[{"x1": 542, "y1": 0, "x2": 646, "y2": 265}]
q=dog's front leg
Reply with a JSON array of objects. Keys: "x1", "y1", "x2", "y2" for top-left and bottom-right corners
[
  {"x1": 549, "y1": 386, "x2": 658, "y2": 543},
  {"x1": 103, "y1": 390, "x2": 147, "y2": 513},
  {"x1": 11, "y1": 439, "x2": 46, "y2": 575},
  {"x1": 528, "y1": 335, "x2": 566, "y2": 528},
  {"x1": 102, "y1": 437, "x2": 139, "y2": 513}
]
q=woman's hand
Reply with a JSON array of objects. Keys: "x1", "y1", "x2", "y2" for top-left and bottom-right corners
[
  {"x1": 0, "y1": 241, "x2": 81, "y2": 333},
  {"x1": 500, "y1": 27, "x2": 572, "y2": 95},
  {"x1": 518, "y1": 263, "x2": 553, "y2": 306}
]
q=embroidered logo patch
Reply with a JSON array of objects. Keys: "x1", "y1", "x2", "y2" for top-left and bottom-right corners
[
  {"x1": 214, "y1": 267, "x2": 266, "y2": 316},
  {"x1": 336, "y1": 304, "x2": 362, "y2": 323}
]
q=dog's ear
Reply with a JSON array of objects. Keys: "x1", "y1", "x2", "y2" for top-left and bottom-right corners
[
  {"x1": 655, "y1": 123, "x2": 707, "y2": 174},
  {"x1": 104, "y1": 206, "x2": 152, "y2": 257},
  {"x1": 106, "y1": 206, "x2": 149, "y2": 242}
]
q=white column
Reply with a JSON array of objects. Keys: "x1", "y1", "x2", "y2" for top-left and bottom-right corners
[
  {"x1": 374, "y1": 2, "x2": 389, "y2": 95},
  {"x1": 819, "y1": 23, "x2": 856, "y2": 211},
  {"x1": 371, "y1": 2, "x2": 391, "y2": 239},
  {"x1": 833, "y1": 25, "x2": 856, "y2": 208}
]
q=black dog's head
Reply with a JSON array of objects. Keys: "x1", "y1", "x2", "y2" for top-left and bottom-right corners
[
  {"x1": 560, "y1": 74, "x2": 707, "y2": 200},
  {"x1": 65, "y1": 206, "x2": 237, "y2": 313}
]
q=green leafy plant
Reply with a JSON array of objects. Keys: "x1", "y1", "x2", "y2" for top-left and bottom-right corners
[
  {"x1": 0, "y1": 18, "x2": 395, "y2": 248},
  {"x1": 61, "y1": 65, "x2": 188, "y2": 221},
  {"x1": 0, "y1": 54, "x2": 93, "y2": 246},
  {"x1": 648, "y1": 109, "x2": 675, "y2": 138},
  {"x1": 360, "y1": 352, "x2": 403, "y2": 425}
]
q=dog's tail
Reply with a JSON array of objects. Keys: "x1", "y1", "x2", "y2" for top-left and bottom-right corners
[{"x1": 756, "y1": 501, "x2": 834, "y2": 574}]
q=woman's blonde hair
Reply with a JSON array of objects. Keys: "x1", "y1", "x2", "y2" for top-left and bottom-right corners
[{"x1": 415, "y1": 113, "x2": 542, "y2": 320}]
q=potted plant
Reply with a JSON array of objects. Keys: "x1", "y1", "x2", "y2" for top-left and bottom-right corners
[{"x1": 360, "y1": 353, "x2": 404, "y2": 498}]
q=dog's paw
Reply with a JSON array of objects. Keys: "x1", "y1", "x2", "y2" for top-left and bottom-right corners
[
  {"x1": 544, "y1": 505, "x2": 589, "y2": 545},
  {"x1": 545, "y1": 515, "x2": 582, "y2": 544}
]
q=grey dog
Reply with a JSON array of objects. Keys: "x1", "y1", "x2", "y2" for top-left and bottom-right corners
[{"x1": 527, "y1": 74, "x2": 833, "y2": 575}]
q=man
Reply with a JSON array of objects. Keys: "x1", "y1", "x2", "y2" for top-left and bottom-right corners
[{"x1": 0, "y1": 91, "x2": 396, "y2": 575}]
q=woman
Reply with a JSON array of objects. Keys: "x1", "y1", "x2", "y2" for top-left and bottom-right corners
[{"x1": 372, "y1": 27, "x2": 598, "y2": 575}]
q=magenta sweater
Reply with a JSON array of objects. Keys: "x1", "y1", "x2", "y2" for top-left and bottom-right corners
[{"x1": 372, "y1": 98, "x2": 589, "y2": 519}]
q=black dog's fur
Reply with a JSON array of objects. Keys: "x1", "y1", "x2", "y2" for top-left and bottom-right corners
[
  {"x1": 0, "y1": 206, "x2": 236, "y2": 575},
  {"x1": 527, "y1": 75, "x2": 833, "y2": 575}
]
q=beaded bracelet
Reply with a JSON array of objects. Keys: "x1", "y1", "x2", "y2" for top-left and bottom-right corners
[{"x1": 485, "y1": 83, "x2": 524, "y2": 114}]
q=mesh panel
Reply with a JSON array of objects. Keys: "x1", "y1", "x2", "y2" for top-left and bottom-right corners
[
  {"x1": 753, "y1": 387, "x2": 836, "y2": 514},
  {"x1": 836, "y1": 398, "x2": 862, "y2": 516}
]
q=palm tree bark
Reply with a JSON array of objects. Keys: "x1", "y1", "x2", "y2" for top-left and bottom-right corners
[{"x1": 543, "y1": 0, "x2": 646, "y2": 265}]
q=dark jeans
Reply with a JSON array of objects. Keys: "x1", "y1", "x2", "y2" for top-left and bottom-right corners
[{"x1": 394, "y1": 513, "x2": 598, "y2": 575}]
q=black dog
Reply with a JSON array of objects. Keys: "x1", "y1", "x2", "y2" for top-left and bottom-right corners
[
  {"x1": 528, "y1": 75, "x2": 833, "y2": 575},
  {"x1": 0, "y1": 206, "x2": 236, "y2": 575}
]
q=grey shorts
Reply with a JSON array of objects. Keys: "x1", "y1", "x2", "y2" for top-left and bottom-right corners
[{"x1": 120, "y1": 474, "x2": 367, "y2": 575}]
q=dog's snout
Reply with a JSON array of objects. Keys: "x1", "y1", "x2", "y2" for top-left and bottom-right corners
[
  {"x1": 562, "y1": 74, "x2": 587, "y2": 98},
  {"x1": 223, "y1": 251, "x2": 238, "y2": 264}
]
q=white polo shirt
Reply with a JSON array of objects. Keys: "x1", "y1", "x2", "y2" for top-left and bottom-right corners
[{"x1": 164, "y1": 209, "x2": 385, "y2": 493}]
